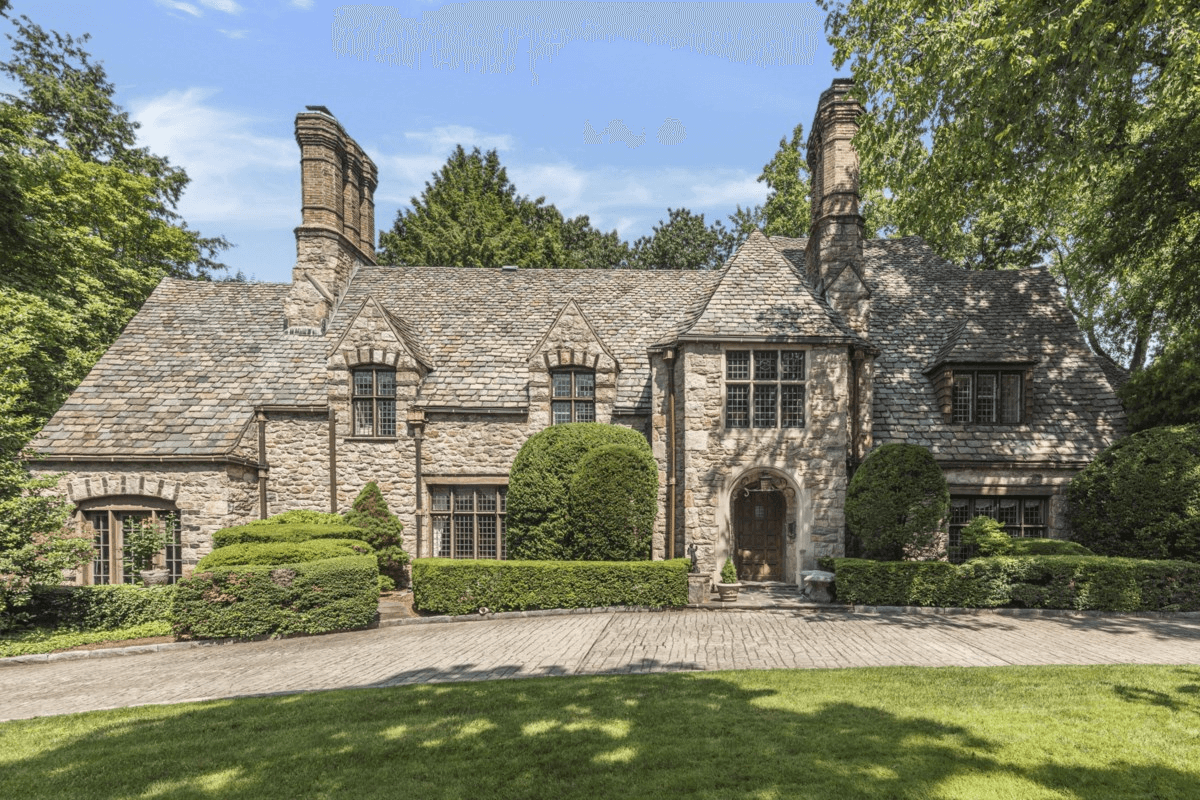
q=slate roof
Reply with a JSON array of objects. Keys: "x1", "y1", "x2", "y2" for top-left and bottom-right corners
[{"x1": 774, "y1": 235, "x2": 1126, "y2": 464}]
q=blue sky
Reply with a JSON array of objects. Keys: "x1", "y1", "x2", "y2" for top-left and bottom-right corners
[{"x1": 5, "y1": 2, "x2": 845, "y2": 283}]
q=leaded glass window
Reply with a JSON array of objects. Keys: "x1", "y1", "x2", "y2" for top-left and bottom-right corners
[
  {"x1": 82, "y1": 507, "x2": 182, "y2": 585},
  {"x1": 951, "y1": 370, "x2": 1024, "y2": 424},
  {"x1": 429, "y1": 485, "x2": 507, "y2": 559},
  {"x1": 948, "y1": 495, "x2": 1048, "y2": 562},
  {"x1": 352, "y1": 367, "x2": 396, "y2": 437},
  {"x1": 551, "y1": 370, "x2": 595, "y2": 424},
  {"x1": 725, "y1": 350, "x2": 805, "y2": 429}
]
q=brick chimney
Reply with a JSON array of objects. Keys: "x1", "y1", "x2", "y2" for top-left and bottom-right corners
[
  {"x1": 284, "y1": 106, "x2": 378, "y2": 334},
  {"x1": 805, "y1": 80, "x2": 869, "y2": 335}
]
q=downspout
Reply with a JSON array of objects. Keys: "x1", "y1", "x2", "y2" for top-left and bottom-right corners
[
  {"x1": 408, "y1": 409, "x2": 426, "y2": 558},
  {"x1": 256, "y1": 410, "x2": 269, "y2": 520},
  {"x1": 328, "y1": 406, "x2": 338, "y2": 513},
  {"x1": 664, "y1": 348, "x2": 677, "y2": 561},
  {"x1": 849, "y1": 347, "x2": 863, "y2": 473}
]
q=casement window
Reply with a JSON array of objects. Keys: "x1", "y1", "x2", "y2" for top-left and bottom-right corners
[
  {"x1": 948, "y1": 495, "x2": 1048, "y2": 562},
  {"x1": 951, "y1": 370, "x2": 1023, "y2": 424},
  {"x1": 352, "y1": 366, "x2": 397, "y2": 437},
  {"x1": 81, "y1": 507, "x2": 182, "y2": 585},
  {"x1": 551, "y1": 369, "x2": 595, "y2": 424},
  {"x1": 430, "y1": 485, "x2": 507, "y2": 559},
  {"x1": 725, "y1": 350, "x2": 806, "y2": 429}
]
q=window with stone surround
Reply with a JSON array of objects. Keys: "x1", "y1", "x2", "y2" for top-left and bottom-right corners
[
  {"x1": 725, "y1": 350, "x2": 806, "y2": 429},
  {"x1": 948, "y1": 495, "x2": 1047, "y2": 562},
  {"x1": 80, "y1": 503, "x2": 182, "y2": 585},
  {"x1": 551, "y1": 369, "x2": 595, "y2": 424},
  {"x1": 951, "y1": 370, "x2": 1023, "y2": 424},
  {"x1": 430, "y1": 485, "x2": 507, "y2": 559},
  {"x1": 352, "y1": 366, "x2": 396, "y2": 437}
]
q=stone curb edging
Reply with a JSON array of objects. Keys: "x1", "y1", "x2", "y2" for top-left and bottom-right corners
[{"x1": 5, "y1": 602, "x2": 1198, "y2": 666}]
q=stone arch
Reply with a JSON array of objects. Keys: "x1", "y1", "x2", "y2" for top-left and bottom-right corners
[
  {"x1": 715, "y1": 465, "x2": 811, "y2": 584},
  {"x1": 66, "y1": 475, "x2": 181, "y2": 504}
]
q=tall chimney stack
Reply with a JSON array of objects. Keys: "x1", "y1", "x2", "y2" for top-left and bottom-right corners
[{"x1": 284, "y1": 106, "x2": 378, "y2": 334}]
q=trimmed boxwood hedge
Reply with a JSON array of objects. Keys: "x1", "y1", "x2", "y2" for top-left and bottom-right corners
[
  {"x1": 27, "y1": 584, "x2": 174, "y2": 630},
  {"x1": 212, "y1": 523, "x2": 368, "y2": 548},
  {"x1": 172, "y1": 555, "x2": 378, "y2": 639},
  {"x1": 412, "y1": 558, "x2": 690, "y2": 615},
  {"x1": 196, "y1": 539, "x2": 373, "y2": 570},
  {"x1": 1007, "y1": 538, "x2": 1093, "y2": 556},
  {"x1": 826, "y1": 555, "x2": 1200, "y2": 612}
]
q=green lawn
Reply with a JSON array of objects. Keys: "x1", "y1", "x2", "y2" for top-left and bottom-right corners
[{"x1": 2, "y1": 665, "x2": 1198, "y2": 799}]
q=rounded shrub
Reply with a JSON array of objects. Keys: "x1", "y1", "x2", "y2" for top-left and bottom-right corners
[
  {"x1": 845, "y1": 443, "x2": 949, "y2": 561},
  {"x1": 343, "y1": 482, "x2": 410, "y2": 587},
  {"x1": 568, "y1": 443, "x2": 658, "y2": 560},
  {"x1": 506, "y1": 423, "x2": 655, "y2": 560},
  {"x1": 1067, "y1": 424, "x2": 1200, "y2": 561},
  {"x1": 246, "y1": 510, "x2": 346, "y2": 527},
  {"x1": 196, "y1": 539, "x2": 372, "y2": 570}
]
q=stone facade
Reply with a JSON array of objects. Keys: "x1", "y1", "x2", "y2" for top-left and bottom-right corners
[{"x1": 29, "y1": 81, "x2": 1127, "y2": 587}]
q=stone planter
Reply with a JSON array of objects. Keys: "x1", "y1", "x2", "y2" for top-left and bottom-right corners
[
  {"x1": 139, "y1": 568, "x2": 171, "y2": 586},
  {"x1": 715, "y1": 582, "x2": 741, "y2": 602},
  {"x1": 687, "y1": 573, "x2": 712, "y2": 604}
]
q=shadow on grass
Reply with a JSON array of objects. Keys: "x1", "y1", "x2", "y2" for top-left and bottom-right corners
[{"x1": 3, "y1": 668, "x2": 1200, "y2": 799}]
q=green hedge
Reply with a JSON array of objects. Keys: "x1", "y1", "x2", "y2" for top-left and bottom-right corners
[
  {"x1": 827, "y1": 556, "x2": 1200, "y2": 612},
  {"x1": 27, "y1": 585, "x2": 174, "y2": 630},
  {"x1": 1007, "y1": 538, "x2": 1094, "y2": 556},
  {"x1": 212, "y1": 523, "x2": 367, "y2": 548},
  {"x1": 196, "y1": 539, "x2": 373, "y2": 570},
  {"x1": 171, "y1": 555, "x2": 379, "y2": 639},
  {"x1": 412, "y1": 558, "x2": 690, "y2": 615}
]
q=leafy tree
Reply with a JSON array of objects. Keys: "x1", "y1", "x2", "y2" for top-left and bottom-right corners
[
  {"x1": 629, "y1": 207, "x2": 733, "y2": 270},
  {"x1": 822, "y1": 0, "x2": 1200, "y2": 370},
  {"x1": 559, "y1": 213, "x2": 631, "y2": 269},
  {"x1": 0, "y1": 15, "x2": 228, "y2": 465},
  {"x1": 845, "y1": 444, "x2": 949, "y2": 561},
  {"x1": 343, "y1": 482, "x2": 410, "y2": 588},
  {"x1": 1119, "y1": 328, "x2": 1200, "y2": 432},
  {"x1": 0, "y1": 471, "x2": 90, "y2": 630}
]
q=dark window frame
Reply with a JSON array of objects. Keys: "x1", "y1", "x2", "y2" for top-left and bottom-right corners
[
  {"x1": 951, "y1": 369, "x2": 1024, "y2": 424},
  {"x1": 948, "y1": 494, "x2": 1048, "y2": 562},
  {"x1": 550, "y1": 368, "x2": 596, "y2": 425},
  {"x1": 79, "y1": 504, "x2": 182, "y2": 585},
  {"x1": 351, "y1": 366, "x2": 397, "y2": 438},
  {"x1": 724, "y1": 349, "x2": 806, "y2": 430},
  {"x1": 429, "y1": 485, "x2": 507, "y2": 560}
]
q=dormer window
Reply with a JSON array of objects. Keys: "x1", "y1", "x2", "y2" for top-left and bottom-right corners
[
  {"x1": 551, "y1": 369, "x2": 595, "y2": 424},
  {"x1": 352, "y1": 367, "x2": 396, "y2": 436},
  {"x1": 952, "y1": 370, "x2": 1023, "y2": 424}
]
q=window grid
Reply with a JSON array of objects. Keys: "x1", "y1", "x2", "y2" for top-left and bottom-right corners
[
  {"x1": 952, "y1": 370, "x2": 1023, "y2": 424},
  {"x1": 351, "y1": 367, "x2": 397, "y2": 437},
  {"x1": 550, "y1": 370, "x2": 595, "y2": 424},
  {"x1": 949, "y1": 496, "x2": 1048, "y2": 563},
  {"x1": 429, "y1": 486, "x2": 507, "y2": 559},
  {"x1": 725, "y1": 350, "x2": 805, "y2": 429},
  {"x1": 84, "y1": 509, "x2": 182, "y2": 585}
]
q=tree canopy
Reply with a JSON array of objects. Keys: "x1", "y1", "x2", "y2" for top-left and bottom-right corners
[
  {"x1": 0, "y1": 14, "x2": 227, "y2": 472},
  {"x1": 822, "y1": 0, "x2": 1200, "y2": 370},
  {"x1": 629, "y1": 207, "x2": 733, "y2": 270}
]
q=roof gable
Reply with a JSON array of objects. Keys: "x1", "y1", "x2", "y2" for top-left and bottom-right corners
[
  {"x1": 527, "y1": 298, "x2": 620, "y2": 373},
  {"x1": 327, "y1": 296, "x2": 434, "y2": 373}
]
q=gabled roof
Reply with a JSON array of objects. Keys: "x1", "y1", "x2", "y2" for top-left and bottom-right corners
[{"x1": 679, "y1": 231, "x2": 868, "y2": 345}]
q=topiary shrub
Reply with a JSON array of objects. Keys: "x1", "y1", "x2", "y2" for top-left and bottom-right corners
[
  {"x1": 246, "y1": 510, "x2": 346, "y2": 527},
  {"x1": 845, "y1": 444, "x2": 949, "y2": 561},
  {"x1": 1007, "y1": 538, "x2": 1093, "y2": 556},
  {"x1": 960, "y1": 516, "x2": 1012, "y2": 556},
  {"x1": 506, "y1": 423, "x2": 655, "y2": 560},
  {"x1": 213, "y1": 523, "x2": 369, "y2": 549},
  {"x1": 196, "y1": 539, "x2": 373, "y2": 570},
  {"x1": 343, "y1": 482, "x2": 411, "y2": 587},
  {"x1": 1067, "y1": 424, "x2": 1200, "y2": 561},
  {"x1": 567, "y1": 444, "x2": 658, "y2": 560}
]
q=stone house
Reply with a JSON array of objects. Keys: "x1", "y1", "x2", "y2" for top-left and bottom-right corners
[{"x1": 29, "y1": 81, "x2": 1126, "y2": 586}]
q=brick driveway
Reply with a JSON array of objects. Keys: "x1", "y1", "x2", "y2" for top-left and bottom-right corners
[{"x1": 4, "y1": 608, "x2": 1200, "y2": 722}]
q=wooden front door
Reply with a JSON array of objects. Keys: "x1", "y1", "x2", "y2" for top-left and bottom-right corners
[{"x1": 733, "y1": 490, "x2": 785, "y2": 581}]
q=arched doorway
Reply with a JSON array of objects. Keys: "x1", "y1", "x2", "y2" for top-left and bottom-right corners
[{"x1": 732, "y1": 488, "x2": 786, "y2": 581}]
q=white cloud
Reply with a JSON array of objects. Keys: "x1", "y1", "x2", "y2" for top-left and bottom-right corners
[
  {"x1": 403, "y1": 125, "x2": 515, "y2": 154},
  {"x1": 199, "y1": 0, "x2": 243, "y2": 13},
  {"x1": 156, "y1": 0, "x2": 202, "y2": 17},
  {"x1": 291, "y1": 0, "x2": 315, "y2": 8},
  {"x1": 218, "y1": 29, "x2": 249, "y2": 39},
  {"x1": 131, "y1": 88, "x2": 296, "y2": 226}
]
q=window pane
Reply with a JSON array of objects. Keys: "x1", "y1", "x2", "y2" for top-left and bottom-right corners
[
  {"x1": 575, "y1": 372, "x2": 595, "y2": 398},
  {"x1": 431, "y1": 490, "x2": 451, "y2": 513},
  {"x1": 976, "y1": 373, "x2": 997, "y2": 423},
  {"x1": 575, "y1": 401, "x2": 596, "y2": 422},
  {"x1": 552, "y1": 401, "x2": 572, "y2": 425},
  {"x1": 781, "y1": 385, "x2": 805, "y2": 428},
  {"x1": 378, "y1": 399, "x2": 396, "y2": 437},
  {"x1": 353, "y1": 399, "x2": 374, "y2": 436},
  {"x1": 1022, "y1": 499, "x2": 1045, "y2": 527},
  {"x1": 500, "y1": 516, "x2": 507, "y2": 559},
  {"x1": 163, "y1": 514, "x2": 183, "y2": 584},
  {"x1": 552, "y1": 372, "x2": 572, "y2": 397},
  {"x1": 376, "y1": 370, "x2": 396, "y2": 397},
  {"x1": 477, "y1": 490, "x2": 497, "y2": 513},
  {"x1": 478, "y1": 515, "x2": 498, "y2": 559},
  {"x1": 754, "y1": 350, "x2": 778, "y2": 381},
  {"x1": 952, "y1": 374, "x2": 973, "y2": 423},
  {"x1": 90, "y1": 512, "x2": 110, "y2": 585},
  {"x1": 950, "y1": 499, "x2": 971, "y2": 526},
  {"x1": 432, "y1": 516, "x2": 451, "y2": 557},
  {"x1": 973, "y1": 498, "x2": 996, "y2": 519},
  {"x1": 1001, "y1": 373, "x2": 1022, "y2": 423},
  {"x1": 453, "y1": 515, "x2": 474, "y2": 558},
  {"x1": 726, "y1": 351, "x2": 750, "y2": 381},
  {"x1": 454, "y1": 491, "x2": 474, "y2": 512},
  {"x1": 781, "y1": 351, "x2": 805, "y2": 381},
  {"x1": 498, "y1": 489, "x2": 507, "y2": 513},
  {"x1": 353, "y1": 370, "x2": 374, "y2": 397},
  {"x1": 726, "y1": 384, "x2": 749, "y2": 428},
  {"x1": 753, "y1": 384, "x2": 777, "y2": 427},
  {"x1": 997, "y1": 498, "x2": 1019, "y2": 526}
]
